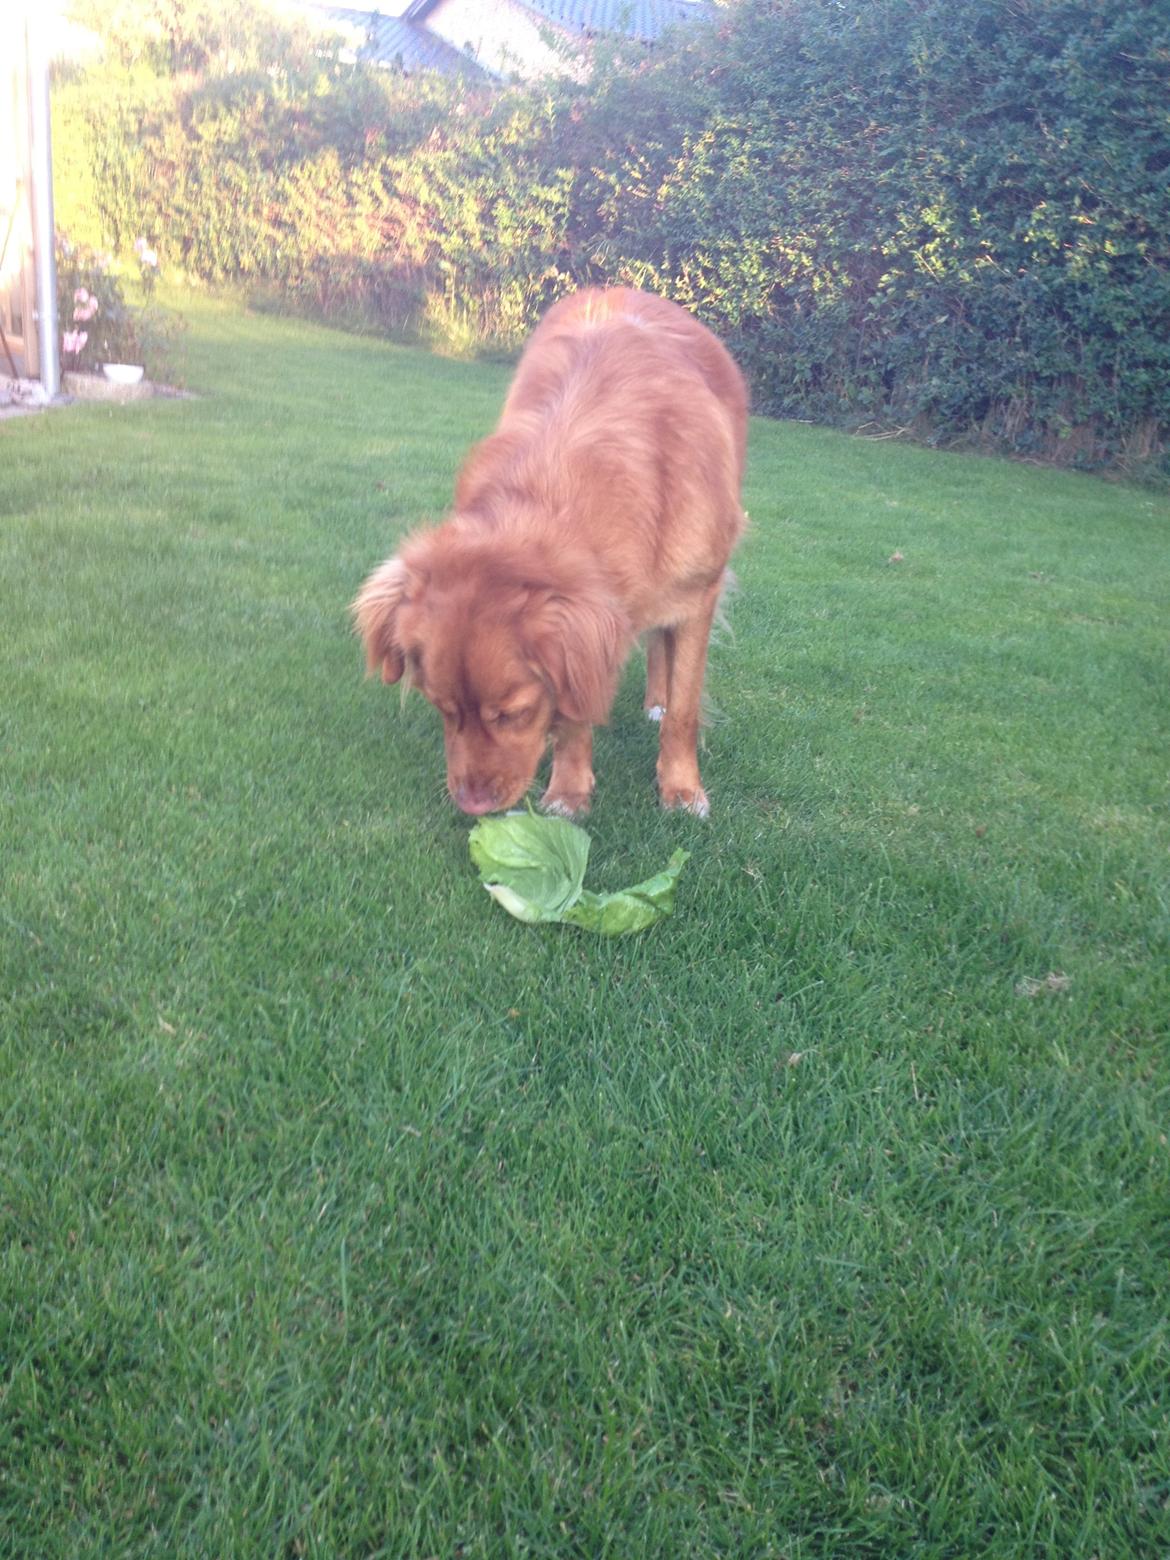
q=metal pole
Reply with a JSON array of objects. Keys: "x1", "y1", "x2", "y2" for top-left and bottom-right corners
[{"x1": 27, "y1": 11, "x2": 59, "y2": 397}]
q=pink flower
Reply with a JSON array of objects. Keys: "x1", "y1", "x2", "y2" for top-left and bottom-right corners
[
  {"x1": 63, "y1": 330, "x2": 88, "y2": 355},
  {"x1": 73, "y1": 295, "x2": 99, "y2": 322},
  {"x1": 74, "y1": 287, "x2": 89, "y2": 303},
  {"x1": 134, "y1": 237, "x2": 158, "y2": 267}
]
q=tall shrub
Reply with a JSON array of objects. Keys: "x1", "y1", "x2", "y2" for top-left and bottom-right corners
[
  {"x1": 385, "y1": 92, "x2": 577, "y2": 350},
  {"x1": 569, "y1": 0, "x2": 1170, "y2": 470},
  {"x1": 56, "y1": 0, "x2": 1170, "y2": 472}
]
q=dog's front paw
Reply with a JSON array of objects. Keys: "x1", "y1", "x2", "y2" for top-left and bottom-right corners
[
  {"x1": 659, "y1": 782, "x2": 710, "y2": 819},
  {"x1": 540, "y1": 788, "x2": 592, "y2": 819}
]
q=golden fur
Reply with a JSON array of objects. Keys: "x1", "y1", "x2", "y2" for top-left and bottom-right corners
[{"x1": 353, "y1": 287, "x2": 747, "y2": 817}]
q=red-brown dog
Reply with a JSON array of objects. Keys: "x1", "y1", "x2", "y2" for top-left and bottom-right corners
[{"x1": 353, "y1": 287, "x2": 747, "y2": 817}]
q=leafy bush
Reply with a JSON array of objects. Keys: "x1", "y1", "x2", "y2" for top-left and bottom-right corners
[
  {"x1": 385, "y1": 92, "x2": 577, "y2": 352},
  {"x1": 56, "y1": 235, "x2": 183, "y2": 379},
  {"x1": 52, "y1": 34, "x2": 458, "y2": 320},
  {"x1": 568, "y1": 0, "x2": 1170, "y2": 474},
  {"x1": 57, "y1": 237, "x2": 143, "y2": 369},
  {"x1": 54, "y1": 0, "x2": 1170, "y2": 473}
]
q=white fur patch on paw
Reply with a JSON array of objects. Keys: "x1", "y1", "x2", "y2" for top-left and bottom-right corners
[
  {"x1": 540, "y1": 794, "x2": 590, "y2": 818},
  {"x1": 646, "y1": 704, "x2": 666, "y2": 723},
  {"x1": 661, "y1": 787, "x2": 710, "y2": 819}
]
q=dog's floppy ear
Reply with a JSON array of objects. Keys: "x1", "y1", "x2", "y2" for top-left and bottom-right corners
[
  {"x1": 524, "y1": 588, "x2": 632, "y2": 725},
  {"x1": 352, "y1": 557, "x2": 412, "y2": 684}
]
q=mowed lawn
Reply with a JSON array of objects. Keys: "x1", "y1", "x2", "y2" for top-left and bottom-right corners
[{"x1": 2, "y1": 295, "x2": 1168, "y2": 1558}]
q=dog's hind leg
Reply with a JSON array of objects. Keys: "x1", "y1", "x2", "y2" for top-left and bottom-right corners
[
  {"x1": 655, "y1": 585, "x2": 720, "y2": 817},
  {"x1": 644, "y1": 629, "x2": 670, "y2": 722}
]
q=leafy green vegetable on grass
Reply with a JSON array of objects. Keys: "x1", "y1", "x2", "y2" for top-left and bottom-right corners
[{"x1": 468, "y1": 811, "x2": 689, "y2": 935}]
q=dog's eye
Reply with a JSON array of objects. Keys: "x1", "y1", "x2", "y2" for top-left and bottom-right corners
[{"x1": 492, "y1": 706, "x2": 533, "y2": 728}]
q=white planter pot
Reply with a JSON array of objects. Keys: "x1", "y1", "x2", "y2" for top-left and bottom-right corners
[{"x1": 102, "y1": 363, "x2": 146, "y2": 385}]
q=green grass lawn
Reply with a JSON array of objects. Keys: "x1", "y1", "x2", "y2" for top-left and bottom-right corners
[{"x1": 2, "y1": 294, "x2": 1168, "y2": 1557}]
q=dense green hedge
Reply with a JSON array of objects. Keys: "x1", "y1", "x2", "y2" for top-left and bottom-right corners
[
  {"x1": 641, "y1": 0, "x2": 1170, "y2": 473},
  {"x1": 54, "y1": 0, "x2": 1170, "y2": 474}
]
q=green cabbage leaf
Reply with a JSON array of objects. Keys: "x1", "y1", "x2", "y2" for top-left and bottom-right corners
[{"x1": 468, "y1": 812, "x2": 688, "y2": 936}]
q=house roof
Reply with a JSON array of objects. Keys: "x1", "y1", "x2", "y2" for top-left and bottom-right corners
[
  {"x1": 315, "y1": 0, "x2": 714, "y2": 76},
  {"x1": 522, "y1": 1, "x2": 716, "y2": 45},
  {"x1": 318, "y1": 7, "x2": 486, "y2": 76}
]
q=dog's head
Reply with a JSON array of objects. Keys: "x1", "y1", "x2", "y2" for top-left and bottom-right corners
[{"x1": 353, "y1": 529, "x2": 630, "y2": 814}]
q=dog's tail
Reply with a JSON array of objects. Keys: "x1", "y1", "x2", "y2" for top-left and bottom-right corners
[
  {"x1": 699, "y1": 566, "x2": 740, "y2": 732},
  {"x1": 711, "y1": 565, "x2": 739, "y2": 649}
]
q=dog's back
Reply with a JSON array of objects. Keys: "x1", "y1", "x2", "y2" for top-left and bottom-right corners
[
  {"x1": 452, "y1": 289, "x2": 747, "y2": 629},
  {"x1": 505, "y1": 287, "x2": 748, "y2": 482}
]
